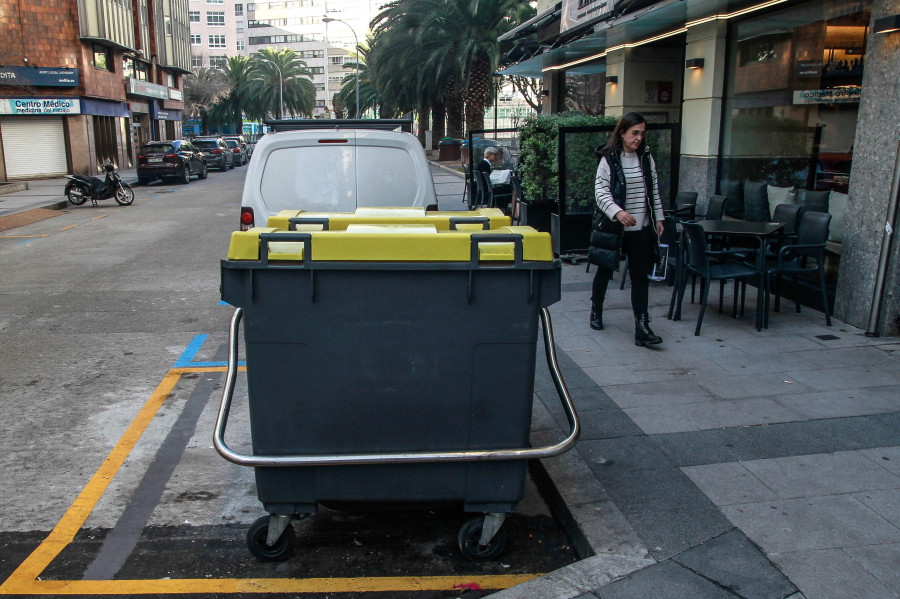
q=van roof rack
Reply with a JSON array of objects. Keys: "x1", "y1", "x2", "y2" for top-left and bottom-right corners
[{"x1": 264, "y1": 119, "x2": 414, "y2": 133}]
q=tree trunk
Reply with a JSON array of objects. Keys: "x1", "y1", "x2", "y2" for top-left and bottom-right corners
[
  {"x1": 417, "y1": 99, "x2": 429, "y2": 148},
  {"x1": 462, "y1": 54, "x2": 491, "y2": 135},
  {"x1": 445, "y1": 79, "x2": 464, "y2": 139},
  {"x1": 431, "y1": 100, "x2": 446, "y2": 151}
]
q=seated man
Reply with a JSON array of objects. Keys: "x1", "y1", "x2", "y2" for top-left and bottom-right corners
[{"x1": 476, "y1": 147, "x2": 512, "y2": 214}]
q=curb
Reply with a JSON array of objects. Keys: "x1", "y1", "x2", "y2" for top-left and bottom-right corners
[
  {"x1": 429, "y1": 161, "x2": 465, "y2": 178},
  {"x1": 0, "y1": 182, "x2": 29, "y2": 196}
]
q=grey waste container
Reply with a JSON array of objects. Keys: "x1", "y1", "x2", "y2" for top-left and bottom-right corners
[{"x1": 215, "y1": 224, "x2": 578, "y2": 562}]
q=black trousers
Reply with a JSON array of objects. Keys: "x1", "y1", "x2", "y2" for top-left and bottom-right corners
[{"x1": 592, "y1": 226, "x2": 657, "y2": 316}]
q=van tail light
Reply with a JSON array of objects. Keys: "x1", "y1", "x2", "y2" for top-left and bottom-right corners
[
  {"x1": 240, "y1": 207, "x2": 254, "y2": 231},
  {"x1": 232, "y1": 148, "x2": 240, "y2": 153}
]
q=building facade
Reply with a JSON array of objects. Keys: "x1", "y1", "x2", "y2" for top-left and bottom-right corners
[
  {"x1": 501, "y1": 0, "x2": 900, "y2": 336},
  {"x1": 0, "y1": 0, "x2": 191, "y2": 180}
]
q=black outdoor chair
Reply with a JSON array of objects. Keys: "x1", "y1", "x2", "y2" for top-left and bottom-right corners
[
  {"x1": 471, "y1": 170, "x2": 489, "y2": 209},
  {"x1": 765, "y1": 203, "x2": 804, "y2": 257},
  {"x1": 511, "y1": 172, "x2": 525, "y2": 225},
  {"x1": 670, "y1": 191, "x2": 698, "y2": 220},
  {"x1": 699, "y1": 195, "x2": 728, "y2": 220},
  {"x1": 764, "y1": 210, "x2": 832, "y2": 327},
  {"x1": 676, "y1": 222, "x2": 759, "y2": 336}
]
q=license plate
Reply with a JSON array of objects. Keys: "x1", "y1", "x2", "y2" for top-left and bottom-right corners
[{"x1": 148, "y1": 157, "x2": 163, "y2": 163}]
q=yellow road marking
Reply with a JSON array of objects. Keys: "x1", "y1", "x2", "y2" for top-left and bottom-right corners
[
  {"x1": 0, "y1": 372, "x2": 180, "y2": 594},
  {"x1": 2, "y1": 574, "x2": 538, "y2": 595},
  {"x1": 0, "y1": 364, "x2": 540, "y2": 596},
  {"x1": 60, "y1": 225, "x2": 78, "y2": 231},
  {"x1": 91, "y1": 215, "x2": 108, "y2": 221},
  {"x1": 0, "y1": 235, "x2": 49, "y2": 238}
]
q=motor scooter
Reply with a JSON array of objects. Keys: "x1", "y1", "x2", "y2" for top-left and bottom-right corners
[{"x1": 64, "y1": 163, "x2": 135, "y2": 207}]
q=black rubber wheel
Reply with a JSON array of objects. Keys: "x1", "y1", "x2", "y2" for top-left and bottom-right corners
[
  {"x1": 180, "y1": 166, "x2": 191, "y2": 184},
  {"x1": 114, "y1": 184, "x2": 135, "y2": 206},
  {"x1": 198, "y1": 163, "x2": 208, "y2": 180},
  {"x1": 246, "y1": 516, "x2": 295, "y2": 561},
  {"x1": 66, "y1": 185, "x2": 88, "y2": 206},
  {"x1": 228, "y1": 160, "x2": 235, "y2": 170},
  {"x1": 457, "y1": 517, "x2": 507, "y2": 562}
]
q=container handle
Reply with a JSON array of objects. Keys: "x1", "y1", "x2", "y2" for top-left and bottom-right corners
[{"x1": 213, "y1": 307, "x2": 580, "y2": 467}]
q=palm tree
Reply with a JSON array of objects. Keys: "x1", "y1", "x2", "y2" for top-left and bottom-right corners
[
  {"x1": 248, "y1": 48, "x2": 316, "y2": 119},
  {"x1": 371, "y1": 0, "x2": 529, "y2": 136},
  {"x1": 335, "y1": 42, "x2": 379, "y2": 118},
  {"x1": 209, "y1": 56, "x2": 255, "y2": 134}
]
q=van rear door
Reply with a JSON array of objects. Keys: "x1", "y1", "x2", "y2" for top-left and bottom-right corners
[{"x1": 258, "y1": 130, "x2": 357, "y2": 214}]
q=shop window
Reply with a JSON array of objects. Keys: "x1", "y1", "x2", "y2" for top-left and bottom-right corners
[
  {"x1": 720, "y1": 0, "x2": 870, "y2": 197},
  {"x1": 563, "y1": 70, "x2": 606, "y2": 116},
  {"x1": 93, "y1": 44, "x2": 113, "y2": 71},
  {"x1": 93, "y1": 116, "x2": 119, "y2": 166}
]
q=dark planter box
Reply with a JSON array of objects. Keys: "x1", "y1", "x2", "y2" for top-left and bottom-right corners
[{"x1": 520, "y1": 202, "x2": 555, "y2": 233}]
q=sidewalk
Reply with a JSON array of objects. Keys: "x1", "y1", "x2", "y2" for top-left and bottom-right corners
[
  {"x1": 427, "y1": 164, "x2": 900, "y2": 599},
  {"x1": 0, "y1": 169, "x2": 140, "y2": 221}
]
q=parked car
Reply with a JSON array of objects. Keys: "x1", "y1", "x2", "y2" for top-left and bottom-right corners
[
  {"x1": 239, "y1": 123, "x2": 437, "y2": 230},
  {"x1": 224, "y1": 139, "x2": 248, "y2": 166},
  {"x1": 192, "y1": 137, "x2": 234, "y2": 171},
  {"x1": 136, "y1": 140, "x2": 208, "y2": 185}
]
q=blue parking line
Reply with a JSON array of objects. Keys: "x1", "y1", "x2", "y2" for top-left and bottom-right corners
[
  {"x1": 15, "y1": 238, "x2": 37, "y2": 246},
  {"x1": 174, "y1": 333, "x2": 245, "y2": 368}
]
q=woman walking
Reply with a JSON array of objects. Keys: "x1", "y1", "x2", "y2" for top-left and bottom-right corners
[{"x1": 587, "y1": 112, "x2": 665, "y2": 346}]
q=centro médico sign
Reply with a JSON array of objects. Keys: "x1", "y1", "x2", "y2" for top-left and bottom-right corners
[{"x1": 0, "y1": 98, "x2": 82, "y2": 115}]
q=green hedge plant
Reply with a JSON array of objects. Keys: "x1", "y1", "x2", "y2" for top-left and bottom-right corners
[{"x1": 517, "y1": 112, "x2": 619, "y2": 206}]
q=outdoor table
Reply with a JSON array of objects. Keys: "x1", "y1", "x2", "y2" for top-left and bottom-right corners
[{"x1": 693, "y1": 220, "x2": 787, "y2": 331}]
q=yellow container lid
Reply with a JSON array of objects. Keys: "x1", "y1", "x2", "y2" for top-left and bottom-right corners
[
  {"x1": 226, "y1": 224, "x2": 554, "y2": 263},
  {"x1": 266, "y1": 207, "x2": 510, "y2": 232}
]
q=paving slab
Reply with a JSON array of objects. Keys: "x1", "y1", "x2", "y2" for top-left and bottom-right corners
[
  {"x1": 771, "y1": 548, "x2": 900, "y2": 599},
  {"x1": 672, "y1": 529, "x2": 797, "y2": 599},
  {"x1": 593, "y1": 560, "x2": 738, "y2": 599}
]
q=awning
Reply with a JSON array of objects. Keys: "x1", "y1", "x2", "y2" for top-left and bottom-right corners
[
  {"x1": 498, "y1": 3, "x2": 562, "y2": 42},
  {"x1": 499, "y1": 0, "x2": 789, "y2": 79}
]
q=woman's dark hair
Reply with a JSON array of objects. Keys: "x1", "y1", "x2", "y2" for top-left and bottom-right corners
[{"x1": 596, "y1": 112, "x2": 647, "y2": 158}]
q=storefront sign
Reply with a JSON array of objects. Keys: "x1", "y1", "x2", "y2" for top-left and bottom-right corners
[
  {"x1": 0, "y1": 66, "x2": 79, "y2": 87},
  {"x1": 644, "y1": 81, "x2": 673, "y2": 104},
  {"x1": 168, "y1": 88, "x2": 183, "y2": 101},
  {"x1": 793, "y1": 87, "x2": 861, "y2": 104},
  {"x1": 560, "y1": 0, "x2": 614, "y2": 33},
  {"x1": 0, "y1": 98, "x2": 81, "y2": 114},
  {"x1": 127, "y1": 78, "x2": 168, "y2": 100},
  {"x1": 795, "y1": 60, "x2": 823, "y2": 78}
]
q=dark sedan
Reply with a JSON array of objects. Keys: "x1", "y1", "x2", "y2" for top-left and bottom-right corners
[
  {"x1": 137, "y1": 140, "x2": 208, "y2": 185},
  {"x1": 193, "y1": 137, "x2": 235, "y2": 171}
]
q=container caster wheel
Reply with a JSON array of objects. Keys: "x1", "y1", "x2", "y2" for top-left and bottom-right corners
[
  {"x1": 458, "y1": 515, "x2": 507, "y2": 562},
  {"x1": 247, "y1": 515, "x2": 295, "y2": 561}
]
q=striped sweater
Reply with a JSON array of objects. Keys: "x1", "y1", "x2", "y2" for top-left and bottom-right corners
[{"x1": 594, "y1": 150, "x2": 664, "y2": 232}]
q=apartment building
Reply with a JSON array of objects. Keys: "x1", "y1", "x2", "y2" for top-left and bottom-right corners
[{"x1": 0, "y1": 0, "x2": 191, "y2": 180}]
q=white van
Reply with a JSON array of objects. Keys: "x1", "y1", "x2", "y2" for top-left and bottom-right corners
[{"x1": 239, "y1": 127, "x2": 438, "y2": 230}]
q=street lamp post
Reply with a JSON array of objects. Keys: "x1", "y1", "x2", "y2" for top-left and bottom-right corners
[
  {"x1": 322, "y1": 16, "x2": 359, "y2": 119},
  {"x1": 259, "y1": 58, "x2": 284, "y2": 119}
]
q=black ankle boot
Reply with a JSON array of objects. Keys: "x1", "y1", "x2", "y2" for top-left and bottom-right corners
[
  {"x1": 590, "y1": 303, "x2": 604, "y2": 330},
  {"x1": 634, "y1": 313, "x2": 662, "y2": 346}
]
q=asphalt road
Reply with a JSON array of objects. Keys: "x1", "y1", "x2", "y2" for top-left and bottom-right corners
[{"x1": 0, "y1": 166, "x2": 576, "y2": 598}]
